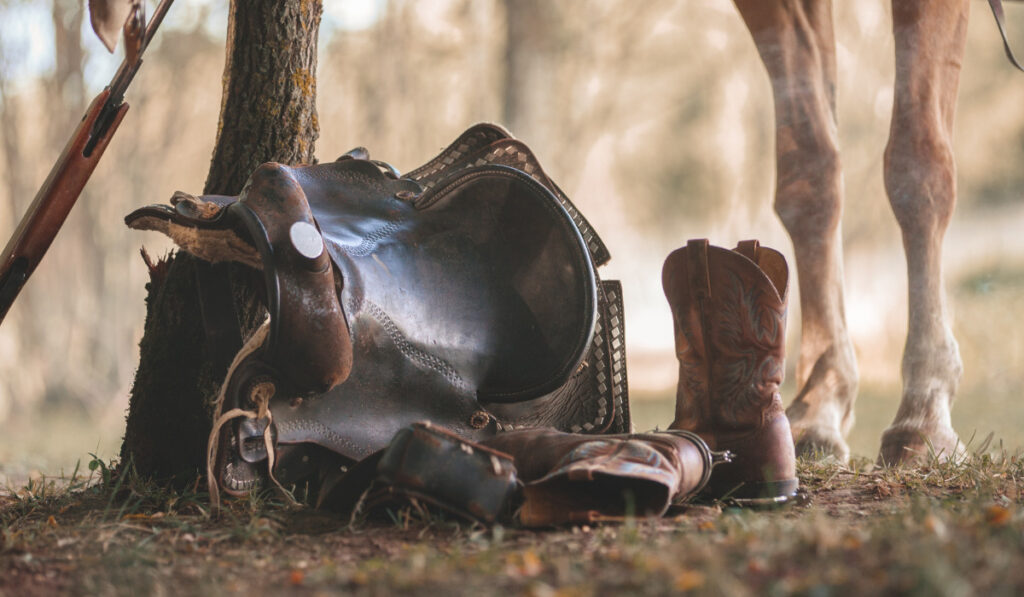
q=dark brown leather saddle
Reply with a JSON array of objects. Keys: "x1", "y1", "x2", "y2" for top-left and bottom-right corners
[{"x1": 126, "y1": 124, "x2": 630, "y2": 495}]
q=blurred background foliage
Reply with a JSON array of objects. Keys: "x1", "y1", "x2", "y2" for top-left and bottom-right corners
[{"x1": 1, "y1": 0, "x2": 1023, "y2": 484}]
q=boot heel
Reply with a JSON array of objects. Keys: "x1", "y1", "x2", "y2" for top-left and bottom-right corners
[{"x1": 700, "y1": 413, "x2": 798, "y2": 501}]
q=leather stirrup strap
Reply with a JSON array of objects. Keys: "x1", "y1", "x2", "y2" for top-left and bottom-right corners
[
  {"x1": 735, "y1": 239, "x2": 760, "y2": 263},
  {"x1": 989, "y1": 0, "x2": 1024, "y2": 72}
]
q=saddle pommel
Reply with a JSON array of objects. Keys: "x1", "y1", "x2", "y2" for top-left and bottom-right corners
[{"x1": 234, "y1": 163, "x2": 353, "y2": 392}]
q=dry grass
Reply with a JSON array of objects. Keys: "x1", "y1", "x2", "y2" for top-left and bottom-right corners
[{"x1": 2, "y1": 451, "x2": 1023, "y2": 596}]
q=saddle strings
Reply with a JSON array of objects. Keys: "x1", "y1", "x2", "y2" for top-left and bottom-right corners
[{"x1": 206, "y1": 318, "x2": 299, "y2": 511}]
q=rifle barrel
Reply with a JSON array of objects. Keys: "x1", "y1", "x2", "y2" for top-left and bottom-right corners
[{"x1": 108, "y1": 0, "x2": 175, "y2": 103}]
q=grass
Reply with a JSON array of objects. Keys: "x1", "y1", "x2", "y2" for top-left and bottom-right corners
[{"x1": 2, "y1": 451, "x2": 1023, "y2": 596}]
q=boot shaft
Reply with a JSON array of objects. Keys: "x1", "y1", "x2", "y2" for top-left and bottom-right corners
[{"x1": 663, "y1": 239, "x2": 789, "y2": 433}]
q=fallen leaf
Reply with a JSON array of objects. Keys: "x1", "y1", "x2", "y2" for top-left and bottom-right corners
[
  {"x1": 986, "y1": 505, "x2": 1012, "y2": 527},
  {"x1": 842, "y1": 534, "x2": 863, "y2": 550},
  {"x1": 747, "y1": 558, "x2": 767, "y2": 574},
  {"x1": 288, "y1": 570, "x2": 304, "y2": 586},
  {"x1": 521, "y1": 550, "x2": 544, "y2": 577},
  {"x1": 674, "y1": 570, "x2": 706, "y2": 591},
  {"x1": 923, "y1": 514, "x2": 948, "y2": 539}
]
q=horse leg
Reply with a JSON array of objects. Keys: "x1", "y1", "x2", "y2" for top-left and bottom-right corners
[
  {"x1": 733, "y1": 0, "x2": 858, "y2": 461},
  {"x1": 879, "y1": 0, "x2": 968, "y2": 466}
]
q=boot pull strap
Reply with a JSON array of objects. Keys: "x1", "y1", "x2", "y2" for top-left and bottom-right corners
[
  {"x1": 685, "y1": 239, "x2": 715, "y2": 406},
  {"x1": 735, "y1": 239, "x2": 760, "y2": 262},
  {"x1": 686, "y1": 238, "x2": 712, "y2": 299}
]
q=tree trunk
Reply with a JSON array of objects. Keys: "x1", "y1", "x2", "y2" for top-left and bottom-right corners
[{"x1": 121, "y1": 0, "x2": 322, "y2": 482}]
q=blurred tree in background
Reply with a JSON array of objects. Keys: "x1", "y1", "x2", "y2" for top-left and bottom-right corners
[{"x1": 1, "y1": 0, "x2": 1023, "y2": 479}]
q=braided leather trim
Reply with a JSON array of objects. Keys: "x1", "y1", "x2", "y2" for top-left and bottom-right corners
[
  {"x1": 568, "y1": 281, "x2": 629, "y2": 434},
  {"x1": 569, "y1": 307, "x2": 608, "y2": 433},
  {"x1": 565, "y1": 282, "x2": 617, "y2": 433},
  {"x1": 406, "y1": 125, "x2": 509, "y2": 186},
  {"x1": 605, "y1": 280, "x2": 631, "y2": 433}
]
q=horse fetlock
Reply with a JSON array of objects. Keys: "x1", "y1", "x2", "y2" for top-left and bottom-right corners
[
  {"x1": 900, "y1": 335, "x2": 963, "y2": 412},
  {"x1": 792, "y1": 421, "x2": 850, "y2": 463},
  {"x1": 786, "y1": 399, "x2": 850, "y2": 463}
]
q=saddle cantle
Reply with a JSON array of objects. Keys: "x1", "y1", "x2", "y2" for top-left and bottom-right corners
[{"x1": 126, "y1": 123, "x2": 630, "y2": 495}]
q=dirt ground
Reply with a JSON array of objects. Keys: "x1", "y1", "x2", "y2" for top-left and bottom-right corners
[{"x1": 2, "y1": 455, "x2": 1022, "y2": 596}]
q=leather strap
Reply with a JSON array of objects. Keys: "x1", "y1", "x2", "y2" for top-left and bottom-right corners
[
  {"x1": 735, "y1": 239, "x2": 760, "y2": 263},
  {"x1": 989, "y1": 0, "x2": 1024, "y2": 72},
  {"x1": 686, "y1": 239, "x2": 716, "y2": 413},
  {"x1": 316, "y1": 449, "x2": 386, "y2": 517},
  {"x1": 686, "y1": 239, "x2": 711, "y2": 300}
]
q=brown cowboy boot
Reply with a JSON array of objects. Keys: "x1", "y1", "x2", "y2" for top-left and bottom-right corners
[
  {"x1": 483, "y1": 427, "x2": 725, "y2": 526},
  {"x1": 662, "y1": 239, "x2": 797, "y2": 501}
]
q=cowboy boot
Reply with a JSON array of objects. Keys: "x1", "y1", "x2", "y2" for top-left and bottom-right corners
[
  {"x1": 662, "y1": 239, "x2": 797, "y2": 501},
  {"x1": 483, "y1": 427, "x2": 725, "y2": 526}
]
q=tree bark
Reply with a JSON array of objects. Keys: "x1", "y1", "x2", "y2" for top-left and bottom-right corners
[{"x1": 121, "y1": 0, "x2": 322, "y2": 482}]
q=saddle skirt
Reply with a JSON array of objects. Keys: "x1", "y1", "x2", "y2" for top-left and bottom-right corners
[{"x1": 126, "y1": 124, "x2": 630, "y2": 493}]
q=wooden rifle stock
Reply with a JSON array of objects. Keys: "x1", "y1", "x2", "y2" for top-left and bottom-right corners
[{"x1": 0, "y1": 90, "x2": 129, "y2": 323}]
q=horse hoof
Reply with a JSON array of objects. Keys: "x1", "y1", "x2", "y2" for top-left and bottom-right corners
[
  {"x1": 792, "y1": 426, "x2": 849, "y2": 463},
  {"x1": 877, "y1": 424, "x2": 962, "y2": 467}
]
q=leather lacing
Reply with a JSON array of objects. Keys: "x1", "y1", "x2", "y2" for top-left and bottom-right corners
[{"x1": 206, "y1": 319, "x2": 298, "y2": 511}]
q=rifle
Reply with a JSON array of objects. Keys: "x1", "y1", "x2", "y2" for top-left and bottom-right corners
[{"x1": 0, "y1": 0, "x2": 174, "y2": 324}]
